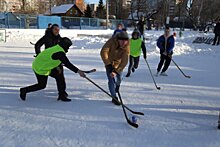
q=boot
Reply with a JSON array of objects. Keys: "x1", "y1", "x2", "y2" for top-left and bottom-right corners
[
  {"x1": 160, "y1": 72, "x2": 168, "y2": 76},
  {"x1": 20, "y1": 88, "x2": 26, "y2": 101},
  {"x1": 125, "y1": 72, "x2": 131, "y2": 77},
  {"x1": 57, "y1": 95, "x2": 71, "y2": 102},
  {"x1": 112, "y1": 97, "x2": 121, "y2": 106},
  {"x1": 132, "y1": 67, "x2": 135, "y2": 72},
  {"x1": 64, "y1": 91, "x2": 68, "y2": 97}
]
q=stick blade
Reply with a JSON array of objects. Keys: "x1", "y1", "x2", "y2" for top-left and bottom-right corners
[
  {"x1": 157, "y1": 87, "x2": 161, "y2": 90},
  {"x1": 127, "y1": 119, "x2": 139, "y2": 128},
  {"x1": 132, "y1": 111, "x2": 144, "y2": 116}
]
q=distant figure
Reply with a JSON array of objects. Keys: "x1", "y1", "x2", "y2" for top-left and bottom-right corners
[
  {"x1": 137, "y1": 16, "x2": 145, "y2": 38},
  {"x1": 212, "y1": 19, "x2": 220, "y2": 46},
  {"x1": 126, "y1": 29, "x2": 146, "y2": 77},
  {"x1": 156, "y1": 26, "x2": 175, "y2": 76},
  {"x1": 112, "y1": 23, "x2": 123, "y2": 37}
]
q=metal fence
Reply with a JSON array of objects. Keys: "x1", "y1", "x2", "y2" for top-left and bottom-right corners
[{"x1": 0, "y1": 12, "x2": 131, "y2": 29}]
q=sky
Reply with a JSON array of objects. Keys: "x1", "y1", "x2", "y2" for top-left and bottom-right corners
[{"x1": 86, "y1": 0, "x2": 100, "y2": 4}]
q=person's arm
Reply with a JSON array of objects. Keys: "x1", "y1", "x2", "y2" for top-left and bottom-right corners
[
  {"x1": 100, "y1": 39, "x2": 112, "y2": 66},
  {"x1": 114, "y1": 51, "x2": 129, "y2": 74},
  {"x1": 141, "y1": 41, "x2": 147, "y2": 59},
  {"x1": 156, "y1": 36, "x2": 163, "y2": 50},
  {"x1": 167, "y1": 37, "x2": 175, "y2": 53},
  {"x1": 52, "y1": 52, "x2": 78, "y2": 73},
  {"x1": 35, "y1": 36, "x2": 46, "y2": 55},
  {"x1": 52, "y1": 52, "x2": 86, "y2": 77}
]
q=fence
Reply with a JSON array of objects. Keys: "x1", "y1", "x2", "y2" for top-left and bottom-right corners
[{"x1": 0, "y1": 12, "x2": 131, "y2": 29}]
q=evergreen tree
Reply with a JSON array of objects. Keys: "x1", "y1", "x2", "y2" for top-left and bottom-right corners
[
  {"x1": 84, "y1": 4, "x2": 93, "y2": 18},
  {"x1": 96, "y1": 0, "x2": 106, "y2": 19}
]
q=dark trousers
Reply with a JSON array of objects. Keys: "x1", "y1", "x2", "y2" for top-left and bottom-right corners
[
  {"x1": 23, "y1": 66, "x2": 66, "y2": 96},
  {"x1": 157, "y1": 54, "x2": 171, "y2": 73},
  {"x1": 127, "y1": 55, "x2": 140, "y2": 74},
  {"x1": 213, "y1": 34, "x2": 220, "y2": 45}
]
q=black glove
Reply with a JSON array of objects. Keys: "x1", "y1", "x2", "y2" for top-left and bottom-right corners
[{"x1": 105, "y1": 64, "x2": 114, "y2": 72}]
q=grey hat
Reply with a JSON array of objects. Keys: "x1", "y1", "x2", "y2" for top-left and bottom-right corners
[{"x1": 117, "y1": 31, "x2": 129, "y2": 40}]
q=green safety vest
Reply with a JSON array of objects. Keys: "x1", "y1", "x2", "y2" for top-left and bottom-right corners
[
  {"x1": 32, "y1": 45, "x2": 65, "y2": 76},
  {"x1": 130, "y1": 38, "x2": 143, "y2": 57}
]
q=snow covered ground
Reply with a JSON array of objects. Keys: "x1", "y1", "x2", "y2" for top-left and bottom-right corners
[{"x1": 0, "y1": 29, "x2": 220, "y2": 147}]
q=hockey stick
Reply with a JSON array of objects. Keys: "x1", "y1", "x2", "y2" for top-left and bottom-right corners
[
  {"x1": 82, "y1": 69, "x2": 96, "y2": 73},
  {"x1": 30, "y1": 42, "x2": 35, "y2": 45},
  {"x1": 117, "y1": 91, "x2": 138, "y2": 128},
  {"x1": 144, "y1": 59, "x2": 161, "y2": 90},
  {"x1": 85, "y1": 76, "x2": 144, "y2": 116},
  {"x1": 171, "y1": 58, "x2": 191, "y2": 78},
  {"x1": 218, "y1": 111, "x2": 220, "y2": 130}
]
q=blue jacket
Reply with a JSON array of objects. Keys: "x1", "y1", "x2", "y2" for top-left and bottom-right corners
[
  {"x1": 112, "y1": 29, "x2": 123, "y2": 37},
  {"x1": 157, "y1": 35, "x2": 175, "y2": 55}
]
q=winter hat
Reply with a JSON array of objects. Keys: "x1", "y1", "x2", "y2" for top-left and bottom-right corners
[
  {"x1": 59, "y1": 37, "x2": 72, "y2": 52},
  {"x1": 117, "y1": 31, "x2": 129, "y2": 40},
  {"x1": 132, "y1": 29, "x2": 140, "y2": 37}
]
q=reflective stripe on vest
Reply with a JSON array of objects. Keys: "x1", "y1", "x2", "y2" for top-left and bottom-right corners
[
  {"x1": 130, "y1": 38, "x2": 142, "y2": 57},
  {"x1": 32, "y1": 45, "x2": 65, "y2": 76}
]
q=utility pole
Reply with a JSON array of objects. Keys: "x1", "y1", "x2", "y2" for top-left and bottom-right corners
[
  {"x1": 106, "y1": 0, "x2": 109, "y2": 29},
  {"x1": 49, "y1": 0, "x2": 52, "y2": 15}
]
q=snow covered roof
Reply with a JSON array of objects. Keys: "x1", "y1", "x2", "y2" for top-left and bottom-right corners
[{"x1": 47, "y1": 4, "x2": 75, "y2": 14}]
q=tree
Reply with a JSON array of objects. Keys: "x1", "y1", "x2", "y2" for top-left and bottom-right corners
[
  {"x1": 20, "y1": 0, "x2": 26, "y2": 11},
  {"x1": 96, "y1": 0, "x2": 105, "y2": 19},
  {"x1": 84, "y1": 4, "x2": 93, "y2": 18}
]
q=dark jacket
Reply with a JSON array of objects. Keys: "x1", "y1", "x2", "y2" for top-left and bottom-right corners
[
  {"x1": 112, "y1": 29, "x2": 123, "y2": 37},
  {"x1": 214, "y1": 22, "x2": 220, "y2": 35},
  {"x1": 35, "y1": 30, "x2": 62, "y2": 55},
  {"x1": 157, "y1": 35, "x2": 175, "y2": 55},
  {"x1": 137, "y1": 20, "x2": 145, "y2": 35}
]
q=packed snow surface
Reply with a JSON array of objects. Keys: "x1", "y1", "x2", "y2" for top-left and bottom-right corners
[{"x1": 0, "y1": 29, "x2": 220, "y2": 147}]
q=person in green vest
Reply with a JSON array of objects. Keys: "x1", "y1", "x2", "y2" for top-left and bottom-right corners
[
  {"x1": 125, "y1": 29, "x2": 147, "y2": 77},
  {"x1": 20, "y1": 37, "x2": 86, "y2": 102}
]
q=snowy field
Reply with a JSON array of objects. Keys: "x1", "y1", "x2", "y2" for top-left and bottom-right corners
[{"x1": 0, "y1": 29, "x2": 220, "y2": 147}]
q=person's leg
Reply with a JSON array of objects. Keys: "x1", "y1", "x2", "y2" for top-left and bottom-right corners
[
  {"x1": 126, "y1": 55, "x2": 134, "y2": 77},
  {"x1": 161, "y1": 56, "x2": 172, "y2": 73},
  {"x1": 106, "y1": 67, "x2": 116, "y2": 98},
  {"x1": 50, "y1": 66, "x2": 70, "y2": 102},
  {"x1": 217, "y1": 35, "x2": 220, "y2": 45},
  {"x1": 115, "y1": 72, "x2": 122, "y2": 92},
  {"x1": 133, "y1": 56, "x2": 140, "y2": 69},
  {"x1": 105, "y1": 66, "x2": 120, "y2": 105},
  {"x1": 20, "y1": 73, "x2": 48, "y2": 101},
  {"x1": 213, "y1": 34, "x2": 217, "y2": 45},
  {"x1": 157, "y1": 54, "x2": 165, "y2": 73},
  {"x1": 50, "y1": 66, "x2": 65, "y2": 96}
]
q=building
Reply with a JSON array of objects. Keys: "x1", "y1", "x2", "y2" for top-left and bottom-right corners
[
  {"x1": 45, "y1": 4, "x2": 83, "y2": 17},
  {"x1": 109, "y1": 0, "x2": 129, "y2": 19},
  {"x1": 57, "y1": 0, "x2": 85, "y2": 12},
  {"x1": 89, "y1": 4, "x2": 98, "y2": 12}
]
